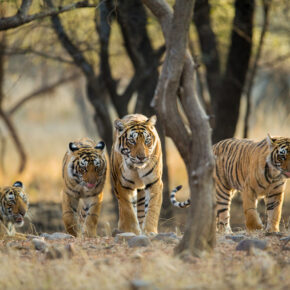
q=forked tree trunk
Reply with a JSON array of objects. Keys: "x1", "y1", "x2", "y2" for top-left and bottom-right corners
[{"x1": 143, "y1": 0, "x2": 215, "y2": 256}]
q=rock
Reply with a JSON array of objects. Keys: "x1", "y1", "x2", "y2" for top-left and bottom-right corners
[
  {"x1": 128, "y1": 236, "x2": 151, "y2": 248},
  {"x1": 112, "y1": 228, "x2": 123, "y2": 237},
  {"x1": 152, "y1": 232, "x2": 180, "y2": 244},
  {"x1": 115, "y1": 232, "x2": 136, "y2": 243},
  {"x1": 236, "y1": 239, "x2": 268, "y2": 251},
  {"x1": 280, "y1": 236, "x2": 290, "y2": 242},
  {"x1": 32, "y1": 238, "x2": 47, "y2": 252},
  {"x1": 225, "y1": 234, "x2": 246, "y2": 242},
  {"x1": 45, "y1": 246, "x2": 63, "y2": 260},
  {"x1": 40, "y1": 232, "x2": 74, "y2": 240},
  {"x1": 130, "y1": 279, "x2": 156, "y2": 290}
]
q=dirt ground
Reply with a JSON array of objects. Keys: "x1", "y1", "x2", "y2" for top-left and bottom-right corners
[{"x1": 1, "y1": 230, "x2": 290, "y2": 290}]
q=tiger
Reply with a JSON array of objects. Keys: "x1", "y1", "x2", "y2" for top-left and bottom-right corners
[
  {"x1": 111, "y1": 114, "x2": 163, "y2": 235},
  {"x1": 61, "y1": 138, "x2": 107, "y2": 237},
  {"x1": 170, "y1": 135, "x2": 290, "y2": 233},
  {"x1": 0, "y1": 181, "x2": 29, "y2": 238}
]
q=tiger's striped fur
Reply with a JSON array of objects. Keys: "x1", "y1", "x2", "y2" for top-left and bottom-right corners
[
  {"x1": 0, "y1": 181, "x2": 29, "y2": 238},
  {"x1": 111, "y1": 114, "x2": 163, "y2": 235},
  {"x1": 215, "y1": 135, "x2": 290, "y2": 233},
  {"x1": 62, "y1": 138, "x2": 107, "y2": 237},
  {"x1": 170, "y1": 185, "x2": 190, "y2": 208},
  {"x1": 170, "y1": 135, "x2": 290, "y2": 233}
]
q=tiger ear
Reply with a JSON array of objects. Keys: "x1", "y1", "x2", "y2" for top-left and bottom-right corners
[
  {"x1": 95, "y1": 141, "x2": 105, "y2": 151},
  {"x1": 69, "y1": 142, "x2": 79, "y2": 152},
  {"x1": 266, "y1": 133, "x2": 276, "y2": 148},
  {"x1": 13, "y1": 181, "x2": 23, "y2": 188},
  {"x1": 146, "y1": 115, "x2": 157, "y2": 127},
  {"x1": 114, "y1": 119, "x2": 125, "y2": 132}
]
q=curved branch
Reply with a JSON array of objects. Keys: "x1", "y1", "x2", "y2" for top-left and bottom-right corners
[
  {"x1": 0, "y1": 1, "x2": 96, "y2": 31},
  {"x1": 143, "y1": 0, "x2": 191, "y2": 161},
  {"x1": 45, "y1": 0, "x2": 94, "y2": 78},
  {"x1": 9, "y1": 73, "x2": 80, "y2": 115},
  {"x1": 0, "y1": 109, "x2": 26, "y2": 173}
]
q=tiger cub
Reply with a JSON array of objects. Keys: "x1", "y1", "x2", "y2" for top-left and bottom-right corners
[
  {"x1": 111, "y1": 114, "x2": 163, "y2": 235},
  {"x1": 0, "y1": 181, "x2": 29, "y2": 238},
  {"x1": 170, "y1": 135, "x2": 290, "y2": 233},
  {"x1": 62, "y1": 138, "x2": 107, "y2": 237}
]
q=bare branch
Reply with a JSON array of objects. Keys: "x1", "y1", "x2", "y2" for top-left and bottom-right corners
[
  {"x1": 9, "y1": 73, "x2": 80, "y2": 115},
  {"x1": 19, "y1": 0, "x2": 33, "y2": 16},
  {"x1": 0, "y1": 109, "x2": 26, "y2": 173},
  {"x1": 44, "y1": 0, "x2": 95, "y2": 77},
  {"x1": 0, "y1": 1, "x2": 96, "y2": 31},
  {"x1": 243, "y1": 0, "x2": 271, "y2": 138},
  {"x1": 5, "y1": 47, "x2": 75, "y2": 64}
]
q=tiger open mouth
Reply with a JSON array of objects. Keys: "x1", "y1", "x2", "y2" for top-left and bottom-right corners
[
  {"x1": 14, "y1": 216, "x2": 24, "y2": 227},
  {"x1": 86, "y1": 183, "x2": 96, "y2": 189}
]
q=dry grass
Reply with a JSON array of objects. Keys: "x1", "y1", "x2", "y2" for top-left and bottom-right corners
[{"x1": 0, "y1": 231, "x2": 290, "y2": 290}]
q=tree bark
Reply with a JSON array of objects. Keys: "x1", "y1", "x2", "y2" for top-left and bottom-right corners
[
  {"x1": 212, "y1": 0, "x2": 254, "y2": 143},
  {"x1": 193, "y1": 0, "x2": 221, "y2": 108},
  {"x1": 193, "y1": 0, "x2": 255, "y2": 143},
  {"x1": 143, "y1": 0, "x2": 215, "y2": 256},
  {"x1": 243, "y1": 0, "x2": 271, "y2": 138}
]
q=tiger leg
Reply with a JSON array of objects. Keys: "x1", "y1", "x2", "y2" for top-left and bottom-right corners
[
  {"x1": 216, "y1": 187, "x2": 234, "y2": 234},
  {"x1": 118, "y1": 189, "x2": 140, "y2": 235},
  {"x1": 143, "y1": 179, "x2": 163, "y2": 234},
  {"x1": 62, "y1": 191, "x2": 79, "y2": 237},
  {"x1": 81, "y1": 193, "x2": 103, "y2": 237},
  {"x1": 137, "y1": 189, "x2": 146, "y2": 230},
  {"x1": 242, "y1": 189, "x2": 263, "y2": 231},
  {"x1": 265, "y1": 187, "x2": 285, "y2": 232}
]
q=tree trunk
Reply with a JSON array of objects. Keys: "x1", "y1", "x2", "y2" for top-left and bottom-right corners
[
  {"x1": 193, "y1": 0, "x2": 255, "y2": 143},
  {"x1": 143, "y1": 0, "x2": 215, "y2": 256},
  {"x1": 212, "y1": 0, "x2": 254, "y2": 143}
]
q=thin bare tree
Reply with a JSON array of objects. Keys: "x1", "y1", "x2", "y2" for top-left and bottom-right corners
[{"x1": 143, "y1": 0, "x2": 216, "y2": 256}]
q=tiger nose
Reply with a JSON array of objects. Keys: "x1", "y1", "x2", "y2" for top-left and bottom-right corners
[{"x1": 137, "y1": 155, "x2": 146, "y2": 161}]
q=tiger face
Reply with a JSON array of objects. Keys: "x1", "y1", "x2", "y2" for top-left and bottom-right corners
[
  {"x1": 114, "y1": 115, "x2": 157, "y2": 169},
  {"x1": 1, "y1": 181, "x2": 28, "y2": 227},
  {"x1": 267, "y1": 135, "x2": 290, "y2": 178},
  {"x1": 68, "y1": 141, "x2": 106, "y2": 189}
]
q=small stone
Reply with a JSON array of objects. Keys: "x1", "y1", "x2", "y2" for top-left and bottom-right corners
[
  {"x1": 128, "y1": 235, "x2": 151, "y2": 248},
  {"x1": 115, "y1": 232, "x2": 136, "y2": 243},
  {"x1": 236, "y1": 239, "x2": 268, "y2": 251},
  {"x1": 132, "y1": 253, "x2": 144, "y2": 260},
  {"x1": 32, "y1": 238, "x2": 47, "y2": 252},
  {"x1": 152, "y1": 232, "x2": 180, "y2": 244},
  {"x1": 112, "y1": 228, "x2": 123, "y2": 237},
  {"x1": 40, "y1": 232, "x2": 74, "y2": 240},
  {"x1": 225, "y1": 235, "x2": 246, "y2": 242},
  {"x1": 45, "y1": 246, "x2": 63, "y2": 260},
  {"x1": 130, "y1": 279, "x2": 155, "y2": 290},
  {"x1": 65, "y1": 243, "x2": 75, "y2": 258}
]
